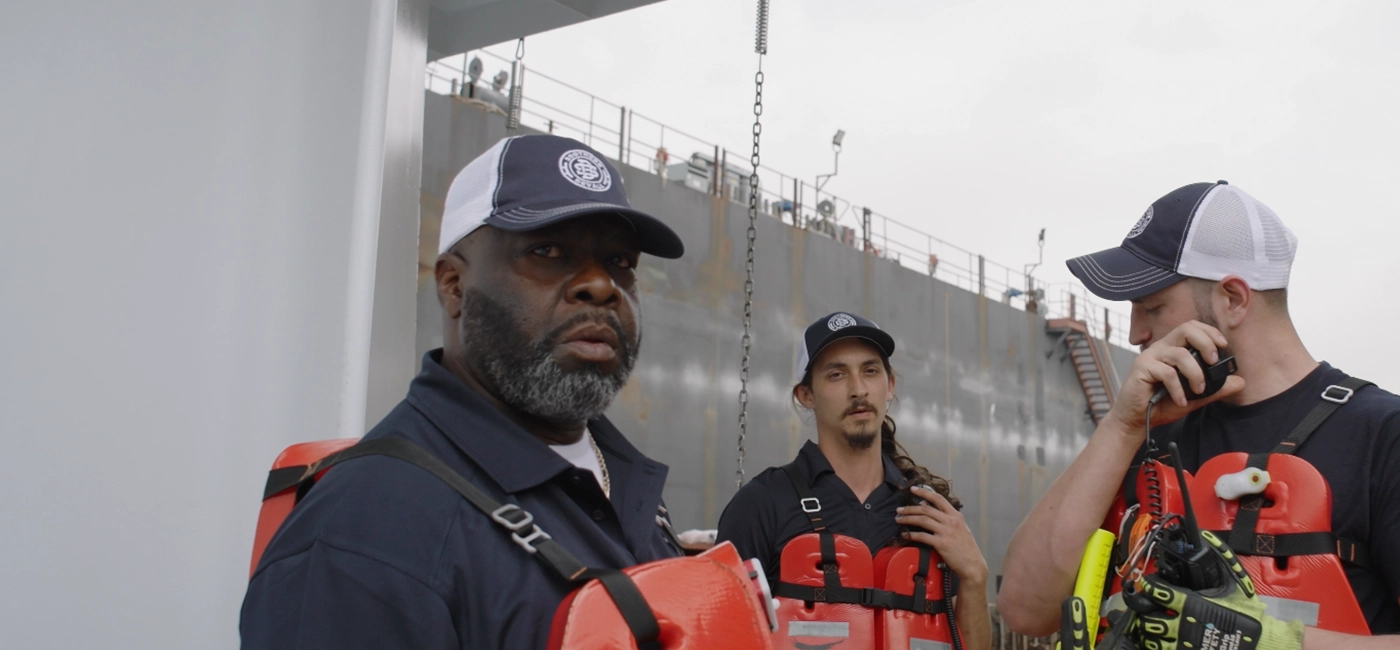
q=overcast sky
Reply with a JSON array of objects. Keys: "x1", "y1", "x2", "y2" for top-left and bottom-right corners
[{"x1": 468, "y1": 0, "x2": 1400, "y2": 389}]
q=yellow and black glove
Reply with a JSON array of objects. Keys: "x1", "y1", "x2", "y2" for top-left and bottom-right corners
[
  {"x1": 1128, "y1": 531, "x2": 1303, "y2": 650},
  {"x1": 1059, "y1": 596, "x2": 1143, "y2": 650},
  {"x1": 1058, "y1": 596, "x2": 1091, "y2": 650}
]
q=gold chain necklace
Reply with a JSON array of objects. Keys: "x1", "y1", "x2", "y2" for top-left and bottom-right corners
[{"x1": 587, "y1": 431, "x2": 611, "y2": 499}]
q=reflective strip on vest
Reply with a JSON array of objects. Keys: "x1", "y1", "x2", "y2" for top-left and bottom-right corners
[
  {"x1": 909, "y1": 639, "x2": 953, "y2": 650},
  {"x1": 787, "y1": 621, "x2": 850, "y2": 637},
  {"x1": 1259, "y1": 595, "x2": 1320, "y2": 627}
]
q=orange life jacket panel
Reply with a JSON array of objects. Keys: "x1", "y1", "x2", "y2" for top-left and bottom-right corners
[
  {"x1": 771, "y1": 532, "x2": 878, "y2": 650},
  {"x1": 1192, "y1": 452, "x2": 1370, "y2": 635},
  {"x1": 873, "y1": 545, "x2": 959, "y2": 650},
  {"x1": 546, "y1": 541, "x2": 775, "y2": 650},
  {"x1": 248, "y1": 437, "x2": 358, "y2": 576}
]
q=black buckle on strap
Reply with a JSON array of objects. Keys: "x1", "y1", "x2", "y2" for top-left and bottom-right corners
[{"x1": 860, "y1": 588, "x2": 894, "y2": 609}]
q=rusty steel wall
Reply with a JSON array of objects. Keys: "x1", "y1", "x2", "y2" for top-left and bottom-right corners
[{"x1": 417, "y1": 92, "x2": 1137, "y2": 595}]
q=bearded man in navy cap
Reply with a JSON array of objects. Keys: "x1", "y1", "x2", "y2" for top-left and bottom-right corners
[
  {"x1": 999, "y1": 182, "x2": 1400, "y2": 649},
  {"x1": 241, "y1": 135, "x2": 685, "y2": 649}
]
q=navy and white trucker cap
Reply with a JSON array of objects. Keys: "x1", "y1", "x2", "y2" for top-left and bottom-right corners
[
  {"x1": 438, "y1": 134, "x2": 684, "y2": 258},
  {"x1": 1066, "y1": 181, "x2": 1297, "y2": 301},
  {"x1": 798, "y1": 312, "x2": 896, "y2": 374}
]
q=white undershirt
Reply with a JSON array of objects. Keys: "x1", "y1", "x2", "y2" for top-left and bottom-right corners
[{"x1": 549, "y1": 428, "x2": 606, "y2": 497}]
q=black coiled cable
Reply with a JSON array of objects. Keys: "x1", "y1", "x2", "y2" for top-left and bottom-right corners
[
  {"x1": 1142, "y1": 460, "x2": 1164, "y2": 523},
  {"x1": 941, "y1": 561, "x2": 963, "y2": 650}
]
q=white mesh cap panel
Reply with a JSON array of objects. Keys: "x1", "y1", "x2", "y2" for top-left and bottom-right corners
[
  {"x1": 1256, "y1": 204, "x2": 1296, "y2": 263},
  {"x1": 438, "y1": 136, "x2": 518, "y2": 254},
  {"x1": 1190, "y1": 189, "x2": 1255, "y2": 261},
  {"x1": 1177, "y1": 184, "x2": 1295, "y2": 290}
]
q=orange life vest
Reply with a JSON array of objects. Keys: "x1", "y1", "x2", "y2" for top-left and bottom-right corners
[
  {"x1": 1101, "y1": 377, "x2": 1375, "y2": 636},
  {"x1": 768, "y1": 463, "x2": 961, "y2": 650}
]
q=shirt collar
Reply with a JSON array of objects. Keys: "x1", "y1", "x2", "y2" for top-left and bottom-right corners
[
  {"x1": 796, "y1": 439, "x2": 906, "y2": 489},
  {"x1": 404, "y1": 350, "x2": 656, "y2": 494}
]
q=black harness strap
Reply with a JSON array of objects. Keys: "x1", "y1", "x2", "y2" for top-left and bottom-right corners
[
  {"x1": 1207, "y1": 530, "x2": 1372, "y2": 570},
  {"x1": 272, "y1": 437, "x2": 660, "y2": 650},
  {"x1": 780, "y1": 463, "x2": 828, "y2": 532},
  {"x1": 264, "y1": 466, "x2": 308, "y2": 500},
  {"x1": 770, "y1": 580, "x2": 948, "y2": 614},
  {"x1": 1225, "y1": 376, "x2": 1373, "y2": 569}
]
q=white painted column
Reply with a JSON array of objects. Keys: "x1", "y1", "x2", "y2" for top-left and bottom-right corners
[{"x1": 0, "y1": 1, "x2": 420, "y2": 647}]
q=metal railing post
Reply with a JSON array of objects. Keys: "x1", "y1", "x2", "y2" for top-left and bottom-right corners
[
  {"x1": 978, "y1": 255, "x2": 986, "y2": 298},
  {"x1": 618, "y1": 106, "x2": 626, "y2": 162},
  {"x1": 712, "y1": 145, "x2": 720, "y2": 196},
  {"x1": 793, "y1": 178, "x2": 801, "y2": 226},
  {"x1": 587, "y1": 96, "x2": 595, "y2": 146},
  {"x1": 862, "y1": 207, "x2": 872, "y2": 252},
  {"x1": 720, "y1": 148, "x2": 729, "y2": 201}
]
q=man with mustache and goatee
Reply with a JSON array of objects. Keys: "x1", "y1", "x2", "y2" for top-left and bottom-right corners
[
  {"x1": 717, "y1": 313, "x2": 991, "y2": 650},
  {"x1": 241, "y1": 135, "x2": 686, "y2": 649}
]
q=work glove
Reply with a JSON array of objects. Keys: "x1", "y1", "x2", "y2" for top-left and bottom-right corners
[
  {"x1": 1128, "y1": 531, "x2": 1304, "y2": 650},
  {"x1": 1058, "y1": 596, "x2": 1145, "y2": 650},
  {"x1": 1058, "y1": 596, "x2": 1091, "y2": 650}
]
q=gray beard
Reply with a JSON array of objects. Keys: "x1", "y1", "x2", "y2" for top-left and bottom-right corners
[{"x1": 460, "y1": 289, "x2": 639, "y2": 422}]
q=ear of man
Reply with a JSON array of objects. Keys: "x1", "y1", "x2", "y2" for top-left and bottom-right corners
[
  {"x1": 1193, "y1": 275, "x2": 1292, "y2": 332},
  {"x1": 435, "y1": 228, "x2": 495, "y2": 319},
  {"x1": 434, "y1": 251, "x2": 467, "y2": 318},
  {"x1": 793, "y1": 383, "x2": 814, "y2": 410}
]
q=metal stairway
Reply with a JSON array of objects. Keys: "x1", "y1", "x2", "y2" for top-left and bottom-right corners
[{"x1": 1047, "y1": 318, "x2": 1115, "y2": 424}]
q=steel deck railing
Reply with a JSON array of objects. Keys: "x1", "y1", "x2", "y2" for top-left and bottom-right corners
[{"x1": 426, "y1": 51, "x2": 1134, "y2": 351}]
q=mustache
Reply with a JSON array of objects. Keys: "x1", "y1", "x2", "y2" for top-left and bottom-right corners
[
  {"x1": 543, "y1": 311, "x2": 637, "y2": 358},
  {"x1": 844, "y1": 400, "x2": 878, "y2": 417}
]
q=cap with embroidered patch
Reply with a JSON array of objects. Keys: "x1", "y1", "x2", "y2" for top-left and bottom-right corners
[
  {"x1": 1066, "y1": 181, "x2": 1297, "y2": 301},
  {"x1": 798, "y1": 312, "x2": 896, "y2": 374},
  {"x1": 438, "y1": 134, "x2": 684, "y2": 258}
]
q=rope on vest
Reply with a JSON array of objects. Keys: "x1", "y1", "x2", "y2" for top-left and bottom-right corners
[{"x1": 736, "y1": 0, "x2": 769, "y2": 488}]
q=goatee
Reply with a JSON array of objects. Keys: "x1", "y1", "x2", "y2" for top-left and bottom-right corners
[{"x1": 845, "y1": 431, "x2": 877, "y2": 450}]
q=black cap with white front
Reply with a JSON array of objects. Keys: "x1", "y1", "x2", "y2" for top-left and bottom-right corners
[
  {"x1": 439, "y1": 134, "x2": 684, "y2": 258},
  {"x1": 798, "y1": 312, "x2": 896, "y2": 374},
  {"x1": 1067, "y1": 181, "x2": 1297, "y2": 301}
]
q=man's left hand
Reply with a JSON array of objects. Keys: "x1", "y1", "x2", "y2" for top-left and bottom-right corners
[
  {"x1": 1128, "y1": 531, "x2": 1303, "y2": 650},
  {"x1": 896, "y1": 486, "x2": 988, "y2": 585}
]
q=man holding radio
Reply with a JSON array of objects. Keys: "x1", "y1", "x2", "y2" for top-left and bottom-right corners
[{"x1": 997, "y1": 181, "x2": 1400, "y2": 649}]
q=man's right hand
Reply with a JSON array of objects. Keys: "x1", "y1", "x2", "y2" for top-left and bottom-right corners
[{"x1": 1103, "y1": 319, "x2": 1244, "y2": 438}]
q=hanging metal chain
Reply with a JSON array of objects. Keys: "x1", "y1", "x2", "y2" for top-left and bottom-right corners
[
  {"x1": 738, "y1": 0, "x2": 769, "y2": 488},
  {"x1": 507, "y1": 38, "x2": 526, "y2": 130}
]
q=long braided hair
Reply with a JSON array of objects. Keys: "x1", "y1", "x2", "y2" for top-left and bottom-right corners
[{"x1": 793, "y1": 353, "x2": 961, "y2": 511}]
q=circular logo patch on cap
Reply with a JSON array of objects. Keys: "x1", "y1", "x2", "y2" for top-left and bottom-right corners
[
  {"x1": 558, "y1": 149, "x2": 612, "y2": 192},
  {"x1": 1125, "y1": 205, "x2": 1153, "y2": 239},
  {"x1": 828, "y1": 313, "x2": 858, "y2": 331}
]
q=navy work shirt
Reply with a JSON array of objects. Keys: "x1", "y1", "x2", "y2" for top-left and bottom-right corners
[
  {"x1": 1144, "y1": 363, "x2": 1400, "y2": 634},
  {"x1": 716, "y1": 440, "x2": 907, "y2": 578},
  {"x1": 240, "y1": 350, "x2": 679, "y2": 649}
]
